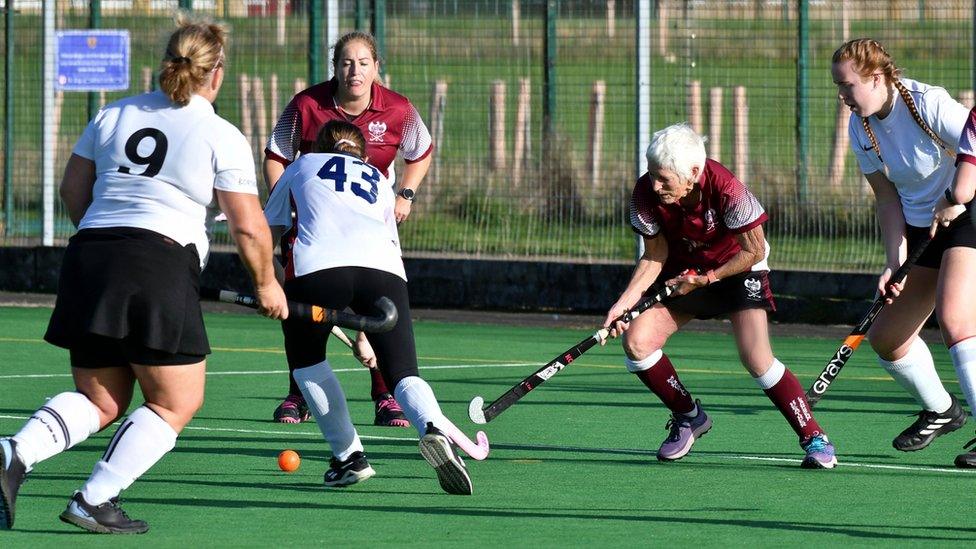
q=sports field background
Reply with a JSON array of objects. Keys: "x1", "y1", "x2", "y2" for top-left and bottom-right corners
[
  {"x1": 1, "y1": 305, "x2": 974, "y2": 546},
  {"x1": 3, "y1": 1, "x2": 975, "y2": 270}
]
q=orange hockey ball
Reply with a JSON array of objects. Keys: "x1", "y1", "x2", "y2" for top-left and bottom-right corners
[{"x1": 278, "y1": 450, "x2": 301, "y2": 472}]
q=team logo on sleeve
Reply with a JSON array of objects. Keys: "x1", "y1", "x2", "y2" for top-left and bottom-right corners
[
  {"x1": 744, "y1": 277, "x2": 762, "y2": 300},
  {"x1": 368, "y1": 121, "x2": 387, "y2": 143},
  {"x1": 704, "y1": 208, "x2": 717, "y2": 232}
]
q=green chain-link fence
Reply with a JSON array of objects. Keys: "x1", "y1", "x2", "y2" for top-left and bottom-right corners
[{"x1": 2, "y1": 0, "x2": 974, "y2": 271}]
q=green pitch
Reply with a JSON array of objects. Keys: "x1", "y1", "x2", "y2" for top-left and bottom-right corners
[{"x1": 0, "y1": 306, "x2": 973, "y2": 546}]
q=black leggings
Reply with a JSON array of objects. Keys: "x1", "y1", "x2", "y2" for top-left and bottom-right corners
[{"x1": 281, "y1": 267, "x2": 417, "y2": 396}]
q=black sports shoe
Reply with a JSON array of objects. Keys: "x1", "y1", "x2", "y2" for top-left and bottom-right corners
[
  {"x1": 324, "y1": 451, "x2": 376, "y2": 487},
  {"x1": 955, "y1": 436, "x2": 976, "y2": 468},
  {"x1": 419, "y1": 422, "x2": 473, "y2": 496},
  {"x1": 0, "y1": 438, "x2": 28, "y2": 530},
  {"x1": 59, "y1": 492, "x2": 149, "y2": 534},
  {"x1": 892, "y1": 394, "x2": 967, "y2": 452}
]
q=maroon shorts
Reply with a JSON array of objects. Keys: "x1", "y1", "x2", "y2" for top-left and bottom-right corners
[{"x1": 655, "y1": 270, "x2": 776, "y2": 320}]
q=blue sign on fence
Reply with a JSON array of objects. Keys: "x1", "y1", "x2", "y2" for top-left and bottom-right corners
[{"x1": 56, "y1": 30, "x2": 130, "y2": 92}]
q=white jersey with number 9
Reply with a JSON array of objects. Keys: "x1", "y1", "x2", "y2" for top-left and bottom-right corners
[
  {"x1": 264, "y1": 151, "x2": 405, "y2": 281},
  {"x1": 72, "y1": 90, "x2": 258, "y2": 267}
]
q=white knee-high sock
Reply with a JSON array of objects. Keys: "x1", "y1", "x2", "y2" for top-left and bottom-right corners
[
  {"x1": 293, "y1": 361, "x2": 362, "y2": 461},
  {"x1": 10, "y1": 391, "x2": 100, "y2": 469},
  {"x1": 879, "y1": 337, "x2": 952, "y2": 413},
  {"x1": 80, "y1": 406, "x2": 177, "y2": 505},
  {"x1": 949, "y1": 337, "x2": 976, "y2": 420},
  {"x1": 394, "y1": 376, "x2": 447, "y2": 438}
]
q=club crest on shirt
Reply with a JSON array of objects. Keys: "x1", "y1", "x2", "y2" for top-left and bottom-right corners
[
  {"x1": 744, "y1": 277, "x2": 762, "y2": 300},
  {"x1": 704, "y1": 208, "x2": 717, "y2": 232},
  {"x1": 368, "y1": 121, "x2": 387, "y2": 143}
]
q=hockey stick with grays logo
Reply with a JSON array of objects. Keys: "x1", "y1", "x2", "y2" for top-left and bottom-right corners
[
  {"x1": 200, "y1": 288, "x2": 398, "y2": 333},
  {"x1": 805, "y1": 237, "x2": 933, "y2": 408},
  {"x1": 468, "y1": 284, "x2": 675, "y2": 424}
]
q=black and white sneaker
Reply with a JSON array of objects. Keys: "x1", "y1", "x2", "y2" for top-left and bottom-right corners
[
  {"x1": 0, "y1": 438, "x2": 29, "y2": 530},
  {"x1": 323, "y1": 451, "x2": 376, "y2": 487},
  {"x1": 59, "y1": 492, "x2": 149, "y2": 534},
  {"x1": 892, "y1": 394, "x2": 967, "y2": 452},
  {"x1": 419, "y1": 422, "x2": 473, "y2": 496},
  {"x1": 955, "y1": 436, "x2": 976, "y2": 468}
]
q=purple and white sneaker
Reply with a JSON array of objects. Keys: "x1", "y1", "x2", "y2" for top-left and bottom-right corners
[
  {"x1": 657, "y1": 401, "x2": 712, "y2": 461},
  {"x1": 801, "y1": 434, "x2": 837, "y2": 469}
]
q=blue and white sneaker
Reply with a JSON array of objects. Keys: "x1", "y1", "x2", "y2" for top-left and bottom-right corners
[{"x1": 801, "y1": 434, "x2": 837, "y2": 469}]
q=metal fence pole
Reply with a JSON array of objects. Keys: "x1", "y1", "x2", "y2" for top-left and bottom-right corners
[
  {"x1": 543, "y1": 0, "x2": 557, "y2": 139},
  {"x1": 42, "y1": 0, "x2": 56, "y2": 245},
  {"x1": 87, "y1": 0, "x2": 101, "y2": 122},
  {"x1": 796, "y1": 0, "x2": 809, "y2": 205},
  {"x1": 371, "y1": 0, "x2": 386, "y2": 77},
  {"x1": 356, "y1": 0, "x2": 368, "y2": 31},
  {"x1": 309, "y1": 0, "x2": 322, "y2": 85},
  {"x1": 635, "y1": 0, "x2": 650, "y2": 261},
  {"x1": 3, "y1": 3, "x2": 13, "y2": 233}
]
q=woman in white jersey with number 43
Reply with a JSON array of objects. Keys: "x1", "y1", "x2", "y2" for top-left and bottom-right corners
[
  {"x1": 832, "y1": 38, "x2": 976, "y2": 467},
  {"x1": 264, "y1": 120, "x2": 484, "y2": 495},
  {"x1": 0, "y1": 16, "x2": 287, "y2": 534}
]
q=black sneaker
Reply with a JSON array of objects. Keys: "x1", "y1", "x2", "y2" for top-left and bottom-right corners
[
  {"x1": 419, "y1": 422, "x2": 473, "y2": 496},
  {"x1": 373, "y1": 393, "x2": 410, "y2": 428},
  {"x1": 893, "y1": 394, "x2": 967, "y2": 452},
  {"x1": 0, "y1": 438, "x2": 28, "y2": 530},
  {"x1": 955, "y1": 436, "x2": 976, "y2": 468},
  {"x1": 323, "y1": 451, "x2": 376, "y2": 487},
  {"x1": 59, "y1": 492, "x2": 149, "y2": 534}
]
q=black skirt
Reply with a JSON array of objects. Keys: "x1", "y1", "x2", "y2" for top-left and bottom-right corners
[{"x1": 44, "y1": 227, "x2": 210, "y2": 356}]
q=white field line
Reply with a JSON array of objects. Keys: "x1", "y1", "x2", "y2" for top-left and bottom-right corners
[{"x1": 0, "y1": 413, "x2": 969, "y2": 475}]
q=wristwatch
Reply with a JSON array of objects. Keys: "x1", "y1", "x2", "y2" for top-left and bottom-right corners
[{"x1": 398, "y1": 188, "x2": 416, "y2": 201}]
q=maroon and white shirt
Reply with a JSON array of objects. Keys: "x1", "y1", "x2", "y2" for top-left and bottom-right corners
[
  {"x1": 630, "y1": 159, "x2": 769, "y2": 276},
  {"x1": 265, "y1": 79, "x2": 432, "y2": 185},
  {"x1": 956, "y1": 106, "x2": 976, "y2": 169}
]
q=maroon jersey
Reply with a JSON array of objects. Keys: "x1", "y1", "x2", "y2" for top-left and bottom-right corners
[
  {"x1": 265, "y1": 79, "x2": 432, "y2": 180},
  {"x1": 629, "y1": 159, "x2": 768, "y2": 276}
]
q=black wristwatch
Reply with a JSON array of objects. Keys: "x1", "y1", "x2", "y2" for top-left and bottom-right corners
[
  {"x1": 398, "y1": 188, "x2": 416, "y2": 201},
  {"x1": 945, "y1": 187, "x2": 962, "y2": 205}
]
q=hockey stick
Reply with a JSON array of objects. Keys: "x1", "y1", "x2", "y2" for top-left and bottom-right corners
[
  {"x1": 805, "y1": 237, "x2": 933, "y2": 408},
  {"x1": 200, "y1": 288, "x2": 398, "y2": 333},
  {"x1": 468, "y1": 284, "x2": 675, "y2": 424}
]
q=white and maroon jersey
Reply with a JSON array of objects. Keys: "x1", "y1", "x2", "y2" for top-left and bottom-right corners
[
  {"x1": 630, "y1": 159, "x2": 769, "y2": 276},
  {"x1": 849, "y1": 78, "x2": 968, "y2": 227},
  {"x1": 265, "y1": 79, "x2": 432, "y2": 185},
  {"x1": 264, "y1": 151, "x2": 405, "y2": 280},
  {"x1": 955, "y1": 106, "x2": 976, "y2": 170},
  {"x1": 73, "y1": 90, "x2": 258, "y2": 268}
]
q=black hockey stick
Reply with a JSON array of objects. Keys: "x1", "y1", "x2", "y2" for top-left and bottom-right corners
[
  {"x1": 468, "y1": 284, "x2": 675, "y2": 424},
  {"x1": 805, "y1": 237, "x2": 933, "y2": 408},
  {"x1": 200, "y1": 288, "x2": 398, "y2": 333}
]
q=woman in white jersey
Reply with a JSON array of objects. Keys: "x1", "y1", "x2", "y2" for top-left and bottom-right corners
[
  {"x1": 0, "y1": 16, "x2": 287, "y2": 534},
  {"x1": 265, "y1": 120, "x2": 476, "y2": 495},
  {"x1": 832, "y1": 38, "x2": 976, "y2": 466}
]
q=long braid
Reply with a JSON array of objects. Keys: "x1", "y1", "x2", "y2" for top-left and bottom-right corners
[{"x1": 861, "y1": 79, "x2": 956, "y2": 164}]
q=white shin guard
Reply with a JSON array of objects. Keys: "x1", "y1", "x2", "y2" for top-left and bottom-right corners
[
  {"x1": 879, "y1": 337, "x2": 952, "y2": 413},
  {"x1": 293, "y1": 360, "x2": 363, "y2": 461},
  {"x1": 11, "y1": 391, "x2": 101, "y2": 469},
  {"x1": 949, "y1": 337, "x2": 976, "y2": 419},
  {"x1": 394, "y1": 376, "x2": 446, "y2": 438}
]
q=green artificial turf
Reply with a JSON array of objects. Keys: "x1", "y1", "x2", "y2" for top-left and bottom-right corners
[{"x1": 0, "y1": 306, "x2": 974, "y2": 546}]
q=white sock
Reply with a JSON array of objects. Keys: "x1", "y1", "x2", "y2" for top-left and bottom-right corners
[
  {"x1": 80, "y1": 406, "x2": 177, "y2": 505},
  {"x1": 753, "y1": 359, "x2": 786, "y2": 390},
  {"x1": 293, "y1": 361, "x2": 362, "y2": 461},
  {"x1": 394, "y1": 376, "x2": 447, "y2": 438},
  {"x1": 949, "y1": 337, "x2": 976, "y2": 419},
  {"x1": 11, "y1": 391, "x2": 100, "y2": 469},
  {"x1": 879, "y1": 337, "x2": 952, "y2": 413}
]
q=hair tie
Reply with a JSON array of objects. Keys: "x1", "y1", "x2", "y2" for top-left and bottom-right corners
[
  {"x1": 172, "y1": 56, "x2": 191, "y2": 64},
  {"x1": 335, "y1": 139, "x2": 359, "y2": 149}
]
